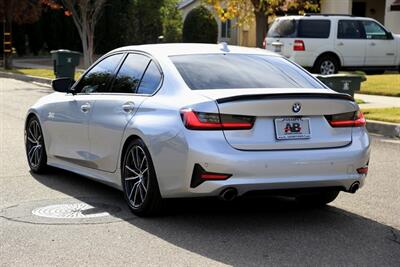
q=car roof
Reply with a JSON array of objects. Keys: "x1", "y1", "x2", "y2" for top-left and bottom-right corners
[
  {"x1": 276, "y1": 14, "x2": 375, "y2": 20},
  {"x1": 110, "y1": 43, "x2": 277, "y2": 57}
]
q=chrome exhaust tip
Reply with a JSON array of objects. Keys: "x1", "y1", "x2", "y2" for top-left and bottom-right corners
[
  {"x1": 219, "y1": 188, "x2": 238, "y2": 201},
  {"x1": 349, "y1": 181, "x2": 360, "y2": 194}
]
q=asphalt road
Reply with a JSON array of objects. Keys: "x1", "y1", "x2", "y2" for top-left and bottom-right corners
[{"x1": 1, "y1": 78, "x2": 399, "y2": 266}]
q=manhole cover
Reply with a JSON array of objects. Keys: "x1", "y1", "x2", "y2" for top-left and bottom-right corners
[
  {"x1": 0, "y1": 197, "x2": 136, "y2": 225},
  {"x1": 32, "y1": 203, "x2": 111, "y2": 219}
]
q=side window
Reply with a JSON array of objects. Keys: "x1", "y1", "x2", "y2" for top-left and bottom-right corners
[
  {"x1": 337, "y1": 20, "x2": 364, "y2": 39},
  {"x1": 111, "y1": 54, "x2": 150, "y2": 93},
  {"x1": 76, "y1": 54, "x2": 123, "y2": 93},
  {"x1": 298, "y1": 20, "x2": 330, "y2": 38},
  {"x1": 137, "y1": 61, "x2": 162, "y2": 95},
  {"x1": 361, "y1": 21, "x2": 388, "y2": 39}
]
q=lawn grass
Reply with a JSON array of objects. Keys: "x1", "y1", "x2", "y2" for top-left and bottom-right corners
[
  {"x1": 358, "y1": 74, "x2": 400, "y2": 97},
  {"x1": 355, "y1": 98, "x2": 365, "y2": 104},
  {"x1": 362, "y1": 107, "x2": 400, "y2": 123},
  {"x1": 1, "y1": 68, "x2": 82, "y2": 80}
]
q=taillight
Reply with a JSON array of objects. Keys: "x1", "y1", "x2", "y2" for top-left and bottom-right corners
[
  {"x1": 181, "y1": 109, "x2": 255, "y2": 130},
  {"x1": 357, "y1": 167, "x2": 368, "y2": 174},
  {"x1": 326, "y1": 111, "x2": 366, "y2": 127},
  {"x1": 191, "y1": 164, "x2": 232, "y2": 188},
  {"x1": 293, "y1": 40, "x2": 305, "y2": 51},
  {"x1": 262, "y1": 39, "x2": 266, "y2": 49}
]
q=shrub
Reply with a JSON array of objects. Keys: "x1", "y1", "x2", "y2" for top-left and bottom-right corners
[{"x1": 182, "y1": 6, "x2": 217, "y2": 43}]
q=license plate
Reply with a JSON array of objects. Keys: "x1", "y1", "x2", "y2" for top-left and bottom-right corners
[
  {"x1": 274, "y1": 117, "x2": 311, "y2": 140},
  {"x1": 274, "y1": 46, "x2": 282, "y2": 52}
]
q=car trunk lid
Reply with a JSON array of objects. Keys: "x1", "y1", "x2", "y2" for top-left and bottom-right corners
[{"x1": 197, "y1": 88, "x2": 357, "y2": 150}]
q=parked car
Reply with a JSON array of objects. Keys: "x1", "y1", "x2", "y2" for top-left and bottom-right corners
[
  {"x1": 25, "y1": 44, "x2": 370, "y2": 216},
  {"x1": 264, "y1": 14, "x2": 400, "y2": 75}
]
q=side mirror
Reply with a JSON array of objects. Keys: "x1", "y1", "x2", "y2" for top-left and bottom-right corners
[
  {"x1": 52, "y1": 78, "x2": 75, "y2": 93},
  {"x1": 387, "y1": 32, "x2": 394, "y2": 40}
]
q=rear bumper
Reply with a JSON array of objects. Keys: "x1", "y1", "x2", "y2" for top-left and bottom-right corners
[
  {"x1": 287, "y1": 53, "x2": 315, "y2": 67},
  {"x1": 156, "y1": 128, "x2": 370, "y2": 198}
]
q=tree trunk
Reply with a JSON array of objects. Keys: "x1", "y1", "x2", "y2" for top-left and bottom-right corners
[{"x1": 254, "y1": 10, "x2": 267, "y2": 48}]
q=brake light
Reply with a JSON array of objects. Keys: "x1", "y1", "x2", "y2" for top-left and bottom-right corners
[
  {"x1": 181, "y1": 109, "x2": 255, "y2": 130},
  {"x1": 262, "y1": 39, "x2": 266, "y2": 49},
  {"x1": 326, "y1": 111, "x2": 366, "y2": 127},
  {"x1": 293, "y1": 40, "x2": 305, "y2": 51},
  {"x1": 357, "y1": 167, "x2": 368, "y2": 174}
]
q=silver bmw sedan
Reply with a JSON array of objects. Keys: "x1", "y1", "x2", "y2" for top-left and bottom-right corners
[{"x1": 25, "y1": 43, "x2": 370, "y2": 216}]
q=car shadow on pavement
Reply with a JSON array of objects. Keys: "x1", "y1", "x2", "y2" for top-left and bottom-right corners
[{"x1": 30, "y1": 168, "x2": 400, "y2": 266}]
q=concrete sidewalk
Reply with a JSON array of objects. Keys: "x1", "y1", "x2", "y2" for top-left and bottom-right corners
[
  {"x1": 13, "y1": 56, "x2": 86, "y2": 72},
  {"x1": 355, "y1": 93, "x2": 400, "y2": 108}
]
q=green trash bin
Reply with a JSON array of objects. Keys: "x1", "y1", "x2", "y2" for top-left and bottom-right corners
[
  {"x1": 314, "y1": 74, "x2": 366, "y2": 97},
  {"x1": 50, "y1": 49, "x2": 81, "y2": 79}
]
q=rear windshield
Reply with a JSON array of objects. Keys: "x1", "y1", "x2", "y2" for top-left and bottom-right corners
[
  {"x1": 170, "y1": 54, "x2": 324, "y2": 90},
  {"x1": 267, "y1": 19, "x2": 296, "y2": 38},
  {"x1": 267, "y1": 19, "x2": 330, "y2": 38}
]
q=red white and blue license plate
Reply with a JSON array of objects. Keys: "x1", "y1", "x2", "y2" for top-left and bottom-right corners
[{"x1": 274, "y1": 117, "x2": 311, "y2": 140}]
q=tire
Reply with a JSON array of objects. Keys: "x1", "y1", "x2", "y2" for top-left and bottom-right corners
[
  {"x1": 313, "y1": 55, "x2": 339, "y2": 75},
  {"x1": 121, "y1": 138, "x2": 163, "y2": 216},
  {"x1": 25, "y1": 116, "x2": 48, "y2": 173},
  {"x1": 296, "y1": 190, "x2": 339, "y2": 207}
]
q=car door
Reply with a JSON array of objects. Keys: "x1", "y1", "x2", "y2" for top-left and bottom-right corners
[
  {"x1": 335, "y1": 20, "x2": 366, "y2": 66},
  {"x1": 361, "y1": 20, "x2": 396, "y2": 66},
  {"x1": 45, "y1": 53, "x2": 124, "y2": 166},
  {"x1": 88, "y1": 53, "x2": 163, "y2": 172}
]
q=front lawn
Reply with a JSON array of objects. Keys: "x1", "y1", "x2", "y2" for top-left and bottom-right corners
[
  {"x1": 1, "y1": 68, "x2": 82, "y2": 80},
  {"x1": 359, "y1": 74, "x2": 400, "y2": 97},
  {"x1": 362, "y1": 107, "x2": 400, "y2": 123}
]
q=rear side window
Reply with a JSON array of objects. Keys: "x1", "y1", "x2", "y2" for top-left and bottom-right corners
[
  {"x1": 76, "y1": 54, "x2": 123, "y2": 93},
  {"x1": 267, "y1": 19, "x2": 296, "y2": 38},
  {"x1": 298, "y1": 20, "x2": 330, "y2": 38},
  {"x1": 338, "y1": 20, "x2": 364, "y2": 39},
  {"x1": 171, "y1": 54, "x2": 323, "y2": 90},
  {"x1": 111, "y1": 54, "x2": 150, "y2": 93},
  {"x1": 137, "y1": 61, "x2": 162, "y2": 95}
]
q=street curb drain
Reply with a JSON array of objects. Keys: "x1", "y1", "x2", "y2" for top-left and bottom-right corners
[
  {"x1": 0, "y1": 197, "x2": 135, "y2": 225},
  {"x1": 32, "y1": 203, "x2": 114, "y2": 219}
]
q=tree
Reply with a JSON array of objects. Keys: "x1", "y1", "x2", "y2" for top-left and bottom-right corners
[
  {"x1": 206, "y1": 0, "x2": 319, "y2": 47},
  {"x1": 0, "y1": 0, "x2": 42, "y2": 69},
  {"x1": 61, "y1": 0, "x2": 106, "y2": 67},
  {"x1": 183, "y1": 6, "x2": 218, "y2": 43},
  {"x1": 131, "y1": 0, "x2": 164, "y2": 45},
  {"x1": 160, "y1": 0, "x2": 183, "y2": 42}
]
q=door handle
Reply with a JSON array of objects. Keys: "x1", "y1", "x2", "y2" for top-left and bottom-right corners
[
  {"x1": 370, "y1": 42, "x2": 376, "y2": 46},
  {"x1": 122, "y1": 102, "x2": 135, "y2": 113},
  {"x1": 80, "y1": 102, "x2": 91, "y2": 113},
  {"x1": 337, "y1": 42, "x2": 344, "y2": 46}
]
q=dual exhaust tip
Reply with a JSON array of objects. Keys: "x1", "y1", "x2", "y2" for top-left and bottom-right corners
[
  {"x1": 349, "y1": 181, "x2": 360, "y2": 194},
  {"x1": 219, "y1": 187, "x2": 238, "y2": 201},
  {"x1": 219, "y1": 182, "x2": 361, "y2": 200}
]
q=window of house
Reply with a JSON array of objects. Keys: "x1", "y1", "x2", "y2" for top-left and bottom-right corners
[{"x1": 221, "y1": 19, "x2": 231, "y2": 38}]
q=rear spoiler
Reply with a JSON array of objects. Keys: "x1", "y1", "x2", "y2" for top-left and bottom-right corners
[{"x1": 216, "y1": 93, "x2": 354, "y2": 104}]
